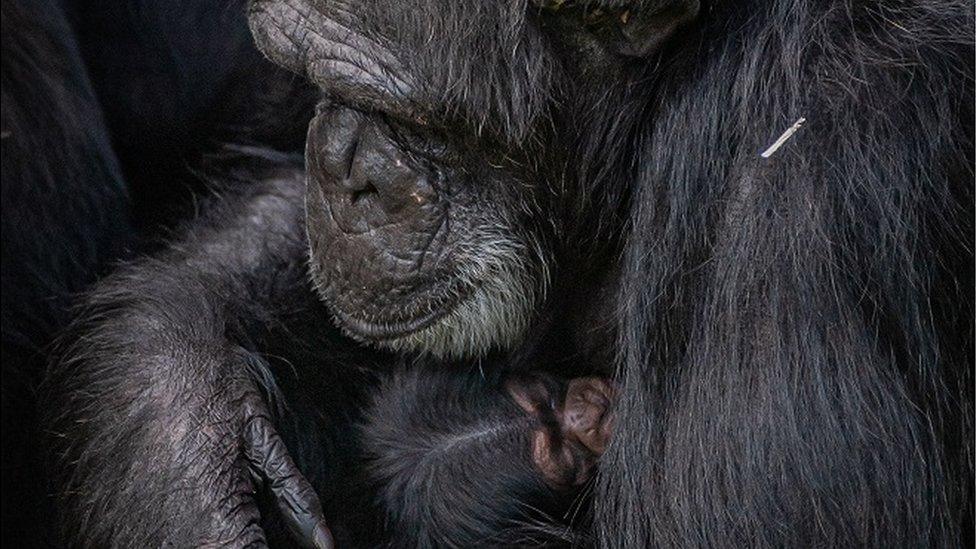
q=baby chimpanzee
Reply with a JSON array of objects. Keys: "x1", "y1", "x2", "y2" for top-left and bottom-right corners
[{"x1": 357, "y1": 368, "x2": 614, "y2": 548}]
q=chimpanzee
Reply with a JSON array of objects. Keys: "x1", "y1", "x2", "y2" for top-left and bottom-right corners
[
  {"x1": 42, "y1": 155, "x2": 610, "y2": 547},
  {"x1": 2, "y1": 0, "x2": 315, "y2": 543},
  {"x1": 4, "y1": 0, "x2": 972, "y2": 548},
  {"x1": 344, "y1": 369, "x2": 614, "y2": 547}
]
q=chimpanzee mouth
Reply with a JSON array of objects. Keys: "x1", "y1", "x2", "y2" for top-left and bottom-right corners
[
  {"x1": 313, "y1": 227, "x2": 543, "y2": 359},
  {"x1": 327, "y1": 280, "x2": 479, "y2": 341}
]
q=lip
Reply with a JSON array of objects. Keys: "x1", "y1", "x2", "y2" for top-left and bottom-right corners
[
  {"x1": 328, "y1": 281, "x2": 477, "y2": 341},
  {"x1": 330, "y1": 303, "x2": 452, "y2": 340}
]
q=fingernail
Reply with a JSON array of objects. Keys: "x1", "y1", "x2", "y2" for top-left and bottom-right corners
[{"x1": 313, "y1": 522, "x2": 335, "y2": 549}]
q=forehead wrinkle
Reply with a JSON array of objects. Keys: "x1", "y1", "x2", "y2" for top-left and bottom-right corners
[
  {"x1": 359, "y1": 0, "x2": 560, "y2": 143},
  {"x1": 297, "y1": 4, "x2": 419, "y2": 112}
]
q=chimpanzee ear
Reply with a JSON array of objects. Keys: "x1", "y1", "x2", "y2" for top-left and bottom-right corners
[{"x1": 535, "y1": 0, "x2": 700, "y2": 58}]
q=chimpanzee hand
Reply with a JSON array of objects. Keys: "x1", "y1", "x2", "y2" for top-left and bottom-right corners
[
  {"x1": 241, "y1": 379, "x2": 335, "y2": 549},
  {"x1": 45, "y1": 168, "x2": 333, "y2": 548},
  {"x1": 508, "y1": 375, "x2": 615, "y2": 488},
  {"x1": 50, "y1": 341, "x2": 333, "y2": 548}
]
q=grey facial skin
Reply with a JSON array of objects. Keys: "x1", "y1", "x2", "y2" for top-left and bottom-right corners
[
  {"x1": 304, "y1": 102, "x2": 547, "y2": 359},
  {"x1": 30, "y1": 0, "x2": 968, "y2": 547},
  {"x1": 247, "y1": 0, "x2": 697, "y2": 360}
]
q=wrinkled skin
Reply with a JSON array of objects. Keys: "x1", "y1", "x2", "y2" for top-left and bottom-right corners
[
  {"x1": 508, "y1": 374, "x2": 616, "y2": 488},
  {"x1": 46, "y1": 168, "x2": 343, "y2": 548},
  {"x1": 45, "y1": 1, "x2": 698, "y2": 546},
  {"x1": 256, "y1": 2, "x2": 553, "y2": 359},
  {"x1": 42, "y1": 0, "x2": 972, "y2": 547},
  {"x1": 247, "y1": 0, "x2": 698, "y2": 361}
]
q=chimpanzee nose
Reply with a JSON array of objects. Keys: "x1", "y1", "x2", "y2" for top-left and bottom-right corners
[{"x1": 308, "y1": 106, "x2": 438, "y2": 234}]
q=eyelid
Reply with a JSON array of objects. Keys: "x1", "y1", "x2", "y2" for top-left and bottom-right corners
[
  {"x1": 313, "y1": 73, "x2": 429, "y2": 129},
  {"x1": 380, "y1": 113, "x2": 456, "y2": 163},
  {"x1": 312, "y1": 96, "x2": 456, "y2": 165}
]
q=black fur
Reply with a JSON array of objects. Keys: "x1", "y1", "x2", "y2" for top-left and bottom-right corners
[
  {"x1": 359, "y1": 367, "x2": 583, "y2": 548},
  {"x1": 44, "y1": 163, "x2": 301, "y2": 545},
  {"x1": 1, "y1": 0, "x2": 129, "y2": 543},
  {"x1": 41, "y1": 162, "x2": 585, "y2": 547},
  {"x1": 250, "y1": 3, "x2": 975, "y2": 544},
  {"x1": 602, "y1": 1, "x2": 974, "y2": 547},
  {"x1": 2, "y1": 0, "x2": 317, "y2": 545},
  {"x1": 3, "y1": 0, "x2": 972, "y2": 547},
  {"x1": 66, "y1": 0, "x2": 317, "y2": 229}
]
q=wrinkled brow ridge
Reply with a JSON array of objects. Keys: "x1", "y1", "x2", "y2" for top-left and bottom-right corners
[
  {"x1": 251, "y1": 0, "x2": 559, "y2": 141},
  {"x1": 251, "y1": 0, "x2": 423, "y2": 121}
]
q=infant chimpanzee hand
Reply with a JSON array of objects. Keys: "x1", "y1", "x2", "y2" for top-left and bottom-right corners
[
  {"x1": 359, "y1": 368, "x2": 614, "y2": 547},
  {"x1": 508, "y1": 375, "x2": 615, "y2": 489}
]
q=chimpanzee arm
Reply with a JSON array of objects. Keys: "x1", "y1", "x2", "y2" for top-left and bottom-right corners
[{"x1": 44, "y1": 162, "x2": 332, "y2": 548}]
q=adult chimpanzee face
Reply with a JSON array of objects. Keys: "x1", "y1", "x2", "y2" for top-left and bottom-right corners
[
  {"x1": 249, "y1": 0, "x2": 561, "y2": 359},
  {"x1": 303, "y1": 102, "x2": 546, "y2": 359},
  {"x1": 248, "y1": 0, "x2": 698, "y2": 358}
]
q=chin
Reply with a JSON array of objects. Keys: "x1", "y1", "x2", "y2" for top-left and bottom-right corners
[{"x1": 321, "y1": 231, "x2": 547, "y2": 360}]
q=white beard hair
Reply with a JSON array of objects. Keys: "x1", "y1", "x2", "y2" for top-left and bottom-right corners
[{"x1": 377, "y1": 222, "x2": 549, "y2": 360}]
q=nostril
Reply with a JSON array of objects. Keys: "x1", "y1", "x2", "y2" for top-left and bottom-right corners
[{"x1": 350, "y1": 182, "x2": 378, "y2": 204}]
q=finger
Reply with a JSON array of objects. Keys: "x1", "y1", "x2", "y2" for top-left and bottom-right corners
[
  {"x1": 562, "y1": 377, "x2": 614, "y2": 455},
  {"x1": 242, "y1": 399, "x2": 335, "y2": 549}
]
